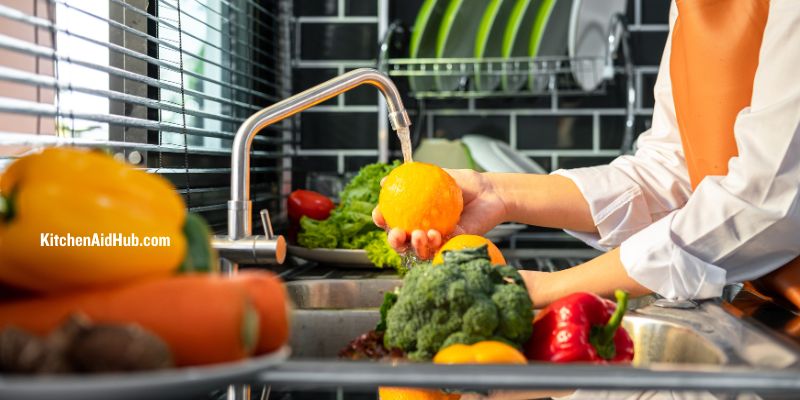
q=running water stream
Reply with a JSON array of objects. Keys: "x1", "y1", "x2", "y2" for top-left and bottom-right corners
[{"x1": 396, "y1": 126, "x2": 413, "y2": 163}]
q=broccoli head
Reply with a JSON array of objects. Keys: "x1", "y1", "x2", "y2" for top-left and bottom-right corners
[{"x1": 383, "y1": 245, "x2": 533, "y2": 361}]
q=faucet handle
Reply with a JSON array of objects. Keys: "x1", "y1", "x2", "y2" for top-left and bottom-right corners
[{"x1": 259, "y1": 209, "x2": 275, "y2": 240}]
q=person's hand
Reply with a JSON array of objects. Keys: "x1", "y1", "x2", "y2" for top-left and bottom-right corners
[{"x1": 372, "y1": 169, "x2": 508, "y2": 259}]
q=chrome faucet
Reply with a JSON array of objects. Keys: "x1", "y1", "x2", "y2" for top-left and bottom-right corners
[{"x1": 212, "y1": 68, "x2": 412, "y2": 266}]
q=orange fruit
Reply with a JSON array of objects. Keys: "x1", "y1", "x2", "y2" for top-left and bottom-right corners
[
  {"x1": 433, "y1": 341, "x2": 527, "y2": 365},
  {"x1": 378, "y1": 162, "x2": 463, "y2": 237},
  {"x1": 432, "y1": 235, "x2": 506, "y2": 265},
  {"x1": 378, "y1": 387, "x2": 460, "y2": 400}
]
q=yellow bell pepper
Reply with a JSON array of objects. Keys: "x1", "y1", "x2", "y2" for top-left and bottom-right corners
[
  {"x1": 379, "y1": 341, "x2": 527, "y2": 399},
  {"x1": 0, "y1": 148, "x2": 187, "y2": 293},
  {"x1": 433, "y1": 341, "x2": 528, "y2": 365}
]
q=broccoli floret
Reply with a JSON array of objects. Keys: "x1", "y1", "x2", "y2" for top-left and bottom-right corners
[
  {"x1": 384, "y1": 245, "x2": 534, "y2": 361},
  {"x1": 492, "y1": 284, "x2": 533, "y2": 343}
]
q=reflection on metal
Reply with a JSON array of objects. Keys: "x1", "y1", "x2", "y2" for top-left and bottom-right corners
[{"x1": 277, "y1": 277, "x2": 800, "y2": 394}]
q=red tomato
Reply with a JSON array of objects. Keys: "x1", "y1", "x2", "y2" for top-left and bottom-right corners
[{"x1": 287, "y1": 190, "x2": 334, "y2": 222}]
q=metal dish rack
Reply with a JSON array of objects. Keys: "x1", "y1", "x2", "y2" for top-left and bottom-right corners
[
  {"x1": 378, "y1": 13, "x2": 637, "y2": 153},
  {"x1": 385, "y1": 55, "x2": 609, "y2": 98}
]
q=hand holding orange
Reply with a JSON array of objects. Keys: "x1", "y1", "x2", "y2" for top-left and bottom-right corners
[{"x1": 378, "y1": 162, "x2": 463, "y2": 238}]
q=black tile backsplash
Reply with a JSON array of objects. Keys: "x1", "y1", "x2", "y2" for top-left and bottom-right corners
[
  {"x1": 291, "y1": 156, "x2": 338, "y2": 191},
  {"x1": 641, "y1": 0, "x2": 671, "y2": 24},
  {"x1": 600, "y1": 116, "x2": 627, "y2": 149},
  {"x1": 631, "y1": 31, "x2": 668, "y2": 66},
  {"x1": 293, "y1": 67, "x2": 339, "y2": 106},
  {"x1": 530, "y1": 156, "x2": 552, "y2": 172},
  {"x1": 641, "y1": 73, "x2": 658, "y2": 108},
  {"x1": 292, "y1": 0, "x2": 669, "y2": 173},
  {"x1": 559, "y1": 156, "x2": 618, "y2": 170},
  {"x1": 345, "y1": 156, "x2": 377, "y2": 172},
  {"x1": 300, "y1": 23, "x2": 377, "y2": 60},
  {"x1": 293, "y1": 0, "x2": 337, "y2": 16},
  {"x1": 300, "y1": 112, "x2": 378, "y2": 149},
  {"x1": 345, "y1": 0, "x2": 377, "y2": 16},
  {"x1": 432, "y1": 115, "x2": 510, "y2": 142},
  {"x1": 517, "y1": 116, "x2": 593, "y2": 150},
  {"x1": 345, "y1": 68, "x2": 379, "y2": 105}
]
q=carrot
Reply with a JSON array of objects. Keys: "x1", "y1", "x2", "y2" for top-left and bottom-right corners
[
  {"x1": 0, "y1": 274, "x2": 258, "y2": 367},
  {"x1": 230, "y1": 270, "x2": 290, "y2": 354}
]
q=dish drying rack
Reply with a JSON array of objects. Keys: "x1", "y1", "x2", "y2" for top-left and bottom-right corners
[
  {"x1": 377, "y1": 14, "x2": 637, "y2": 152},
  {"x1": 384, "y1": 55, "x2": 610, "y2": 98}
]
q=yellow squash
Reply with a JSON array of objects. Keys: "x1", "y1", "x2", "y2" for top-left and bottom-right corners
[{"x1": 0, "y1": 148, "x2": 187, "y2": 293}]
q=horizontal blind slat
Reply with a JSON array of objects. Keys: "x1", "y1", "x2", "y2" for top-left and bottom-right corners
[
  {"x1": 0, "y1": 4, "x2": 278, "y2": 102},
  {"x1": 52, "y1": 0, "x2": 283, "y2": 85},
  {"x1": 0, "y1": 132, "x2": 288, "y2": 159},
  {"x1": 157, "y1": 0, "x2": 278, "y2": 48},
  {"x1": 0, "y1": 65, "x2": 248, "y2": 124},
  {"x1": 105, "y1": 0, "x2": 282, "y2": 79},
  {"x1": 0, "y1": 97, "x2": 290, "y2": 143},
  {"x1": 0, "y1": 0, "x2": 291, "y2": 232},
  {"x1": 0, "y1": 33, "x2": 271, "y2": 113}
]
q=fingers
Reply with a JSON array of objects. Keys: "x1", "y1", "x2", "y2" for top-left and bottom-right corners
[
  {"x1": 372, "y1": 206, "x2": 386, "y2": 228},
  {"x1": 378, "y1": 210, "x2": 445, "y2": 259},
  {"x1": 387, "y1": 228, "x2": 408, "y2": 252},
  {"x1": 427, "y1": 229, "x2": 442, "y2": 250},
  {"x1": 411, "y1": 230, "x2": 430, "y2": 259}
]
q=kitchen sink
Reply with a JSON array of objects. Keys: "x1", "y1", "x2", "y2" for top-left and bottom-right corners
[
  {"x1": 263, "y1": 278, "x2": 800, "y2": 395},
  {"x1": 286, "y1": 278, "x2": 799, "y2": 369}
]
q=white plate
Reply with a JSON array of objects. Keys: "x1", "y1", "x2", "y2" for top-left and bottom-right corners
[
  {"x1": 528, "y1": 0, "x2": 574, "y2": 91},
  {"x1": 435, "y1": 0, "x2": 487, "y2": 91},
  {"x1": 501, "y1": 0, "x2": 544, "y2": 92},
  {"x1": 462, "y1": 134, "x2": 547, "y2": 174},
  {"x1": 409, "y1": 0, "x2": 449, "y2": 93},
  {"x1": 0, "y1": 346, "x2": 290, "y2": 400},
  {"x1": 568, "y1": 0, "x2": 626, "y2": 91},
  {"x1": 474, "y1": 0, "x2": 516, "y2": 92},
  {"x1": 288, "y1": 245, "x2": 376, "y2": 267}
]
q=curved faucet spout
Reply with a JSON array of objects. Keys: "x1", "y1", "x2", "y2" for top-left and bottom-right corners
[{"x1": 228, "y1": 68, "x2": 411, "y2": 239}]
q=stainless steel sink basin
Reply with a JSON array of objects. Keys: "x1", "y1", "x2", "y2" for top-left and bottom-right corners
[{"x1": 285, "y1": 279, "x2": 798, "y2": 369}]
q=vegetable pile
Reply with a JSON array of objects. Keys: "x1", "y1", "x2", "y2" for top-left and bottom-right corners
[
  {"x1": 0, "y1": 148, "x2": 217, "y2": 293},
  {"x1": 298, "y1": 161, "x2": 404, "y2": 273},
  {"x1": 0, "y1": 148, "x2": 290, "y2": 373},
  {"x1": 383, "y1": 245, "x2": 533, "y2": 361}
]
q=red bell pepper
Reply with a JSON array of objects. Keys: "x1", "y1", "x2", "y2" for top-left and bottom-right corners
[
  {"x1": 287, "y1": 189, "x2": 334, "y2": 222},
  {"x1": 524, "y1": 290, "x2": 634, "y2": 363}
]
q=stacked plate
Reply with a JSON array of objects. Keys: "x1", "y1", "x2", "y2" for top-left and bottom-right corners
[{"x1": 408, "y1": 0, "x2": 627, "y2": 93}]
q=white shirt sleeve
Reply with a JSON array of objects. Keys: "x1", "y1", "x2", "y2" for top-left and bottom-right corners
[
  {"x1": 621, "y1": 0, "x2": 800, "y2": 300},
  {"x1": 555, "y1": 0, "x2": 800, "y2": 300},
  {"x1": 552, "y1": 2, "x2": 692, "y2": 250}
]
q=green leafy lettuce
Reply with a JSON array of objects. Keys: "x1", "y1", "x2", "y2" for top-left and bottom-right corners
[{"x1": 298, "y1": 161, "x2": 404, "y2": 273}]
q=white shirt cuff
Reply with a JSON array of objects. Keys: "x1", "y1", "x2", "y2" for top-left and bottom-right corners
[
  {"x1": 553, "y1": 167, "x2": 654, "y2": 250},
  {"x1": 620, "y1": 212, "x2": 727, "y2": 300}
]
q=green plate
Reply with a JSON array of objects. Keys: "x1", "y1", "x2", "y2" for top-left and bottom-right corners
[
  {"x1": 434, "y1": 0, "x2": 486, "y2": 92},
  {"x1": 409, "y1": 0, "x2": 449, "y2": 93},
  {"x1": 501, "y1": 0, "x2": 544, "y2": 91},
  {"x1": 474, "y1": 0, "x2": 516, "y2": 92},
  {"x1": 528, "y1": 0, "x2": 573, "y2": 91}
]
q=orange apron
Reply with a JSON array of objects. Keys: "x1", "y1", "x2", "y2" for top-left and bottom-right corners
[{"x1": 671, "y1": 0, "x2": 800, "y2": 309}]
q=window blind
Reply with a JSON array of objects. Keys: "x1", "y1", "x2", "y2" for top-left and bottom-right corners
[{"x1": 0, "y1": 0, "x2": 293, "y2": 232}]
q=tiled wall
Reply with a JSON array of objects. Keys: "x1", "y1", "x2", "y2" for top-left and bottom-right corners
[{"x1": 291, "y1": 0, "x2": 670, "y2": 187}]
